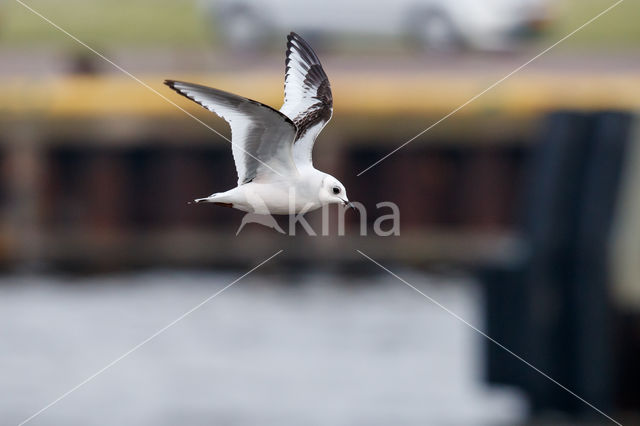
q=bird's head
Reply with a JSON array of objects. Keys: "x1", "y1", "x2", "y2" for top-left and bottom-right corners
[{"x1": 319, "y1": 175, "x2": 353, "y2": 209}]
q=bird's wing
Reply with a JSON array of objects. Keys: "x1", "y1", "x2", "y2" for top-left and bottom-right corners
[
  {"x1": 280, "y1": 32, "x2": 333, "y2": 167},
  {"x1": 165, "y1": 80, "x2": 298, "y2": 185}
]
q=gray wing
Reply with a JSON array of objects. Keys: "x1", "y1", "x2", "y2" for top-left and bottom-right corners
[
  {"x1": 165, "y1": 80, "x2": 298, "y2": 185},
  {"x1": 280, "y1": 32, "x2": 333, "y2": 167}
]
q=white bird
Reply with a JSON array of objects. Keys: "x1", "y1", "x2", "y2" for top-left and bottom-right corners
[{"x1": 165, "y1": 32, "x2": 351, "y2": 215}]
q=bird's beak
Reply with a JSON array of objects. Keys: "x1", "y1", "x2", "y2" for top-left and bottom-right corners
[{"x1": 342, "y1": 199, "x2": 355, "y2": 210}]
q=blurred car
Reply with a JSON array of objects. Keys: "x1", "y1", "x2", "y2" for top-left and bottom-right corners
[{"x1": 201, "y1": 0, "x2": 553, "y2": 51}]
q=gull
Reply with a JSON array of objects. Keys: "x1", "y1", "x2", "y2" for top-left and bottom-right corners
[{"x1": 165, "y1": 32, "x2": 351, "y2": 215}]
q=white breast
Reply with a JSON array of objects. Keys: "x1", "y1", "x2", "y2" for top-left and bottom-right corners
[{"x1": 231, "y1": 178, "x2": 322, "y2": 215}]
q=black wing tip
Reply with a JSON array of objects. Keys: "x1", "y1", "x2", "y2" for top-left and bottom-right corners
[
  {"x1": 285, "y1": 32, "x2": 321, "y2": 67},
  {"x1": 164, "y1": 79, "x2": 181, "y2": 91},
  {"x1": 162, "y1": 79, "x2": 209, "y2": 111},
  {"x1": 164, "y1": 79, "x2": 193, "y2": 99},
  {"x1": 286, "y1": 32, "x2": 311, "y2": 52},
  {"x1": 164, "y1": 79, "x2": 205, "y2": 96}
]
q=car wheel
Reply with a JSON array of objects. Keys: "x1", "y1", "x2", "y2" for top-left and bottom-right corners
[
  {"x1": 409, "y1": 9, "x2": 462, "y2": 52},
  {"x1": 218, "y1": 5, "x2": 267, "y2": 50}
]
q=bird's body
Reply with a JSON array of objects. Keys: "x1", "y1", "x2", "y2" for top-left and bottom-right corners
[
  {"x1": 166, "y1": 32, "x2": 350, "y2": 215},
  {"x1": 199, "y1": 166, "x2": 328, "y2": 214}
]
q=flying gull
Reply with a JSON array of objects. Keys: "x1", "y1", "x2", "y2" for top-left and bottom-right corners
[{"x1": 165, "y1": 32, "x2": 351, "y2": 215}]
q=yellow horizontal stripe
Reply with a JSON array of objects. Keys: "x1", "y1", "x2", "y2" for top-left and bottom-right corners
[{"x1": 1, "y1": 72, "x2": 639, "y2": 118}]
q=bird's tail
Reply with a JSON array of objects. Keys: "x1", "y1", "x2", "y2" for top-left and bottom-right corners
[{"x1": 190, "y1": 193, "x2": 234, "y2": 208}]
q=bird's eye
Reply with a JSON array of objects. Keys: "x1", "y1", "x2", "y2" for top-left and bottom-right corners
[{"x1": 332, "y1": 186, "x2": 341, "y2": 195}]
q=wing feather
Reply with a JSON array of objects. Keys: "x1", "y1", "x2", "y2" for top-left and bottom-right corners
[
  {"x1": 280, "y1": 32, "x2": 333, "y2": 167},
  {"x1": 165, "y1": 80, "x2": 298, "y2": 185}
]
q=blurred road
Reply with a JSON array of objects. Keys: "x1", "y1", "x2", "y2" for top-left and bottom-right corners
[
  {"x1": 1, "y1": 48, "x2": 639, "y2": 76},
  {"x1": 0, "y1": 271, "x2": 525, "y2": 426}
]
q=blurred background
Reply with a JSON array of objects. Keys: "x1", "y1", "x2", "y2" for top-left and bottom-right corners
[{"x1": 1, "y1": 0, "x2": 640, "y2": 424}]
